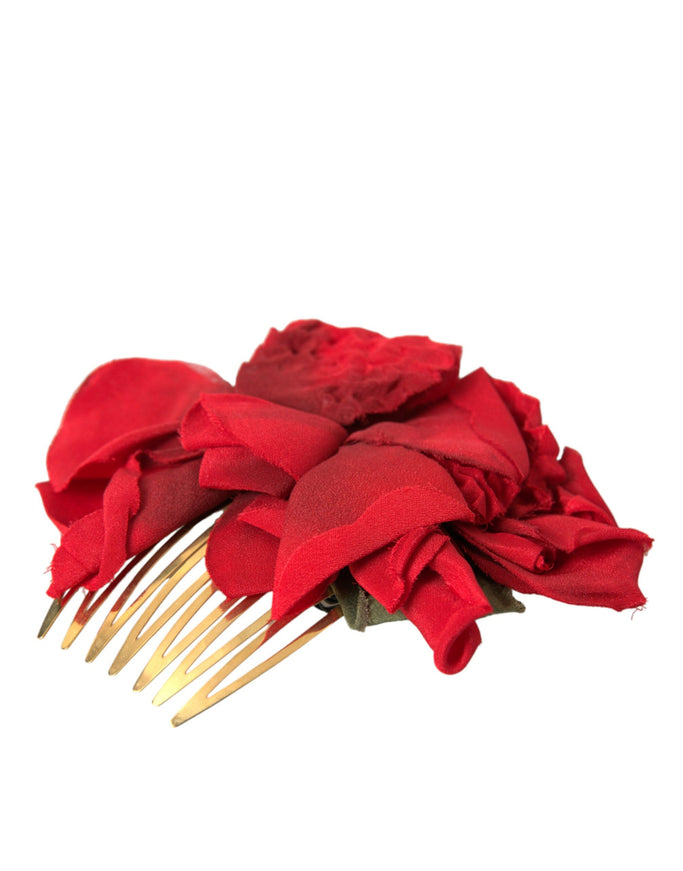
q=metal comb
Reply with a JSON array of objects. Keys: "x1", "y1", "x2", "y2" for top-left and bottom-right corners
[{"x1": 38, "y1": 511, "x2": 342, "y2": 727}]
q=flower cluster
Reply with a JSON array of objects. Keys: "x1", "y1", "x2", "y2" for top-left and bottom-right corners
[{"x1": 38, "y1": 320, "x2": 652, "y2": 675}]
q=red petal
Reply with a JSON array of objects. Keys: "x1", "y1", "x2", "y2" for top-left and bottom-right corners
[
  {"x1": 47, "y1": 448, "x2": 226, "y2": 597},
  {"x1": 349, "y1": 527, "x2": 449, "y2": 612},
  {"x1": 37, "y1": 478, "x2": 106, "y2": 532},
  {"x1": 206, "y1": 495, "x2": 286, "y2": 597},
  {"x1": 182, "y1": 393, "x2": 346, "y2": 496},
  {"x1": 556, "y1": 447, "x2": 616, "y2": 525},
  {"x1": 352, "y1": 533, "x2": 493, "y2": 674},
  {"x1": 235, "y1": 320, "x2": 461, "y2": 426},
  {"x1": 198, "y1": 447, "x2": 294, "y2": 497},
  {"x1": 47, "y1": 358, "x2": 230, "y2": 492},
  {"x1": 457, "y1": 516, "x2": 651, "y2": 610}
]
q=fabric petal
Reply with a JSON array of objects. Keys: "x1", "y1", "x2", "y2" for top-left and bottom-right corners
[
  {"x1": 37, "y1": 478, "x2": 106, "y2": 533},
  {"x1": 47, "y1": 447, "x2": 227, "y2": 597},
  {"x1": 556, "y1": 447, "x2": 616, "y2": 525},
  {"x1": 457, "y1": 517, "x2": 651, "y2": 610},
  {"x1": 198, "y1": 446, "x2": 295, "y2": 497},
  {"x1": 206, "y1": 494, "x2": 287, "y2": 598},
  {"x1": 47, "y1": 358, "x2": 230, "y2": 492},
  {"x1": 235, "y1": 319, "x2": 462, "y2": 426},
  {"x1": 181, "y1": 393, "x2": 346, "y2": 496},
  {"x1": 351, "y1": 532, "x2": 493, "y2": 674}
]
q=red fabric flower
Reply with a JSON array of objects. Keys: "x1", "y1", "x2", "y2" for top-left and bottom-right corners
[
  {"x1": 38, "y1": 359, "x2": 231, "y2": 597},
  {"x1": 235, "y1": 319, "x2": 462, "y2": 426},
  {"x1": 38, "y1": 323, "x2": 652, "y2": 681}
]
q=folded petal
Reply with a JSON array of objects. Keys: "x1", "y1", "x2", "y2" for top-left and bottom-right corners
[
  {"x1": 443, "y1": 464, "x2": 520, "y2": 524},
  {"x1": 37, "y1": 478, "x2": 106, "y2": 532},
  {"x1": 196, "y1": 447, "x2": 294, "y2": 497},
  {"x1": 206, "y1": 494, "x2": 287, "y2": 597},
  {"x1": 555, "y1": 447, "x2": 616, "y2": 525},
  {"x1": 491, "y1": 376, "x2": 566, "y2": 518},
  {"x1": 47, "y1": 358, "x2": 230, "y2": 492},
  {"x1": 181, "y1": 393, "x2": 346, "y2": 496},
  {"x1": 272, "y1": 443, "x2": 475, "y2": 620},
  {"x1": 457, "y1": 516, "x2": 651, "y2": 610},
  {"x1": 351, "y1": 532, "x2": 493, "y2": 674},
  {"x1": 236, "y1": 320, "x2": 461, "y2": 426},
  {"x1": 47, "y1": 444, "x2": 227, "y2": 597}
]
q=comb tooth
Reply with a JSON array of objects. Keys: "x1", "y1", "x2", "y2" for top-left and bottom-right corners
[
  {"x1": 152, "y1": 603, "x2": 272, "y2": 706},
  {"x1": 60, "y1": 548, "x2": 152, "y2": 650},
  {"x1": 62, "y1": 590, "x2": 103, "y2": 649},
  {"x1": 133, "y1": 592, "x2": 261, "y2": 692},
  {"x1": 108, "y1": 563, "x2": 210, "y2": 676},
  {"x1": 38, "y1": 592, "x2": 77, "y2": 639},
  {"x1": 85, "y1": 524, "x2": 210, "y2": 664},
  {"x1": 171, "y1": 608, "x2": 342, "y2": 727}
]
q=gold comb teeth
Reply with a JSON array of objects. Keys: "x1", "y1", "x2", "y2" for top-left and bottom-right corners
[
  {"x1": 38, "y1": 515, "x2": 342, "y2": 727},
  {"x1": 170, "y1": 608, "x2": 341, "y2": 727}
]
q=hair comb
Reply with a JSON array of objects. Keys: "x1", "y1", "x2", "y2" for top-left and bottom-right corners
[{"x1": 37, "y1": 320, "x2": 652, "y2": 726}]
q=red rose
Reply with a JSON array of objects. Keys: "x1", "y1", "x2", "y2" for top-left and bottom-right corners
[
  {"x1": 38, "y1": 359, "x2": 231, "y2": 597},
  {"x1": 234, "y1": 319, "x2": 462, "y2": 426}
]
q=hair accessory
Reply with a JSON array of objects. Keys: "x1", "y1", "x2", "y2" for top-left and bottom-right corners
[{"x1": 37, "y1": 320, "x2": 652, "y2": 725}]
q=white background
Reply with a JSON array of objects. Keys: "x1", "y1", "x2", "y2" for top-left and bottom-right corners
[{"x1": 1, "y1": 3, "x2": 680, "y2": 870}]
